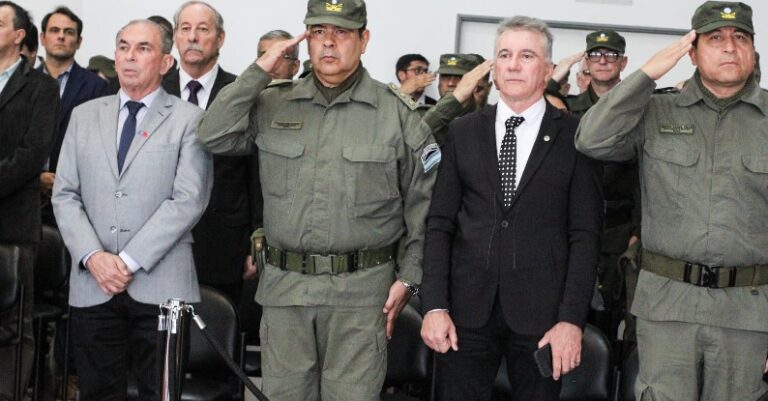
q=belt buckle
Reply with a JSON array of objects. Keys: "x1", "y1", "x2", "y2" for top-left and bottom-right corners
[
  {"x1": 697, "y1": 264, "x2": 720, "y2": 288},
  {"x1": 309, "y1": 253, "x2": 334, "y2": 274}
]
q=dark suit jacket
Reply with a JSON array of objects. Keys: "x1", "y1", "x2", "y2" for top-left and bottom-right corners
[
  {"x1": 41, "y1": 62, "x2": 110, "y2": 172},
  {"x1": 0, "y1": 58, "x2": 60, "y2": 243},
  {"x1": 422, "y1": 102, "x2": 603, "y2": 336},
  {"x1": 163, "y1": 66, "x2": 253, "y2": 286}
]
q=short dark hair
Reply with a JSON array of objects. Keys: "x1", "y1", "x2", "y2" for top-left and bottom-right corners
[
  {"x1": 21, "y1": 20, "x2": 37, "y2": 52},
  {"x1": 395, "y1": 54, "x2": 428, "y2": 75},
  {"x1": 42, "y1": 6, "x2": 83, "y2": 37},
  {"x1": 0, "y1": 1, "x2": 30, "y2": 31}
]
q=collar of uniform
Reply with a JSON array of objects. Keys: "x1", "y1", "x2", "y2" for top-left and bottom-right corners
[
  {"x1": 739, "y1": 77, "x2": 768, "y2": 117},
  {"x1": 676, "y1": 73, "x2": 767, "y2": 116},
  {"x1": 286, "y1": 66, "x2": 378, "y2": 108}
]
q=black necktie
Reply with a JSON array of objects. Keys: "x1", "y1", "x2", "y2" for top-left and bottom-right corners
[
  {"x1": 186, "y1": 80, "x2": 203, "y2": 106},
  {"x1": 117, "y1": 101, "x2": 145, "y2": 173},
  {"x1": 500, "y1": 116, "x2": 525, "y2": 207}
]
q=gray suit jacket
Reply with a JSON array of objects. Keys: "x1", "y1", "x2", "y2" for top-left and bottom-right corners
[{"x1": 52, "y1": 88, "x2": 213, "y2": 307}]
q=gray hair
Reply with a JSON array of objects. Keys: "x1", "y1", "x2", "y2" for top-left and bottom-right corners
[
  {"x1": 259, "y1": 29, "x2": 298, "y2": 60},
  {"x1": 496, "y1": 16, "x2": 553, "y2": 61},
  {"x1": 116, "y1": 19, "x2": 173, "y2": 54},
  {"x1": 173, "y1": 1, "x2": 224, "y2": 34}
]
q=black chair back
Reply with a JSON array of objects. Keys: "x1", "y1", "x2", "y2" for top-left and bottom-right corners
[
  {"x1": 188, "y1": 285, "x2": 240, "y2": 375},
  {"x1": 0, "y1": 244, "x2": 20, "y2": 313},
  {"x1": 34, "y1": 225, "x2": 70, "y2": 296},
  {"x1": 620, "y1": 345, "x2": 638, "y2": 401},
  {"x1": 385, "y1": 303, "x2": 430, "y2": 385},
  {"x1": 493, "y1": 324, "x2": 613, "y2": 401}
]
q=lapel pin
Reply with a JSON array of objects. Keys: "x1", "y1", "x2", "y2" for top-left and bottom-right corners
[
  {"x1": 543, "y1": 135, "x2": 551, "y2": 142},
  {"x1": 141, "y1": 131, "x2": 149, "y2": 138}
]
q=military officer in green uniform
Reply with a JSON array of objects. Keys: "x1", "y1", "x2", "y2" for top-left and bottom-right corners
[
  {"x1": 576, "y1": 2, "x2": 768, "y2": 400},
  {"x1": 197, "y1": 1, "x2": 439, "y2": 400}
]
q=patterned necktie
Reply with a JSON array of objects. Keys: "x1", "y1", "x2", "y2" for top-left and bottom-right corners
[
  {"x1": 500, "y1": 116, "x2": 525, "y2": 207},
  {"x1": 117, "y1": 101, "x2": 145, "y2": 173},
  {"x1": 186, "y1": 80, "x2": 203, "y2": 106}
]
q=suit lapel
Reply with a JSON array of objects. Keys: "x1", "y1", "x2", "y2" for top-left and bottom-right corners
[
  {"x1": 507, "y1": 103, "x2": 561, "y2": 209},
  {"x1": 479, "y1": 105, "x2": 505, "y2": 207},
  {"x1": 162, "y1": 69, "x2": 181, "y2": 97},
  {"x1": 0, "y1": 60, "x2": 29, "y2": 111},
  {"x1": 120, "y1": 89, "x2": 174, "y2": 176},
  {"x1": 99, "y1": 96, "x2": 121, "y2": 179},
  {"x1": 60, "y1": 63, "x2": 85, "y2": 113}
]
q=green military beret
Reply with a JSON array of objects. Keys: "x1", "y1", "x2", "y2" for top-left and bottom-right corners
[
  {"x1": 436, "y1": 53, "x2": 484, "y2": 76},
  {"x1": 691, "y1": 1, "x2": 753, "y2": 35},
  {"x1": 304, "y1": 0, "x2": 367, "y2": 30},
  {"x1": 586, "y1": 30, "x2": 626, "y2": 53},
  {"x1": 87, "y1": 55, "x2": 116, "y2": 79}
]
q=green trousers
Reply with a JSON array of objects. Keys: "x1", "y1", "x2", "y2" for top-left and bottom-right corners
[
  {"x1": 636, "y1": 317, "x2": 768, "y2": 401},
  {"x1": 260, "y1": 304, "x2": 387, "y2": 401}
]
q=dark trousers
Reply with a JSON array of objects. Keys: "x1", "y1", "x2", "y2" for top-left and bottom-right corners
[
  {"x1": 0, "y1": 243, "x2": 36, "y2": 401},
  {"x1": 435, "y1": 298, "x2": 560, "y2": 401},
  {"x1": 70, "y1": 293, "x2": 158, "y2": 401}
]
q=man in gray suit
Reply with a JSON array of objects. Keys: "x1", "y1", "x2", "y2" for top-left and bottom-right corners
[{"x1": 52, "y1": 19, "x2": 212, "y2": 401}]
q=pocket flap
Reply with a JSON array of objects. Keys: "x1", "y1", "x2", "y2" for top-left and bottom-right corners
[
  {"x1": 643, "y1": 143, "x2": 699, "y2": 167},
  {"x1": 742, "y1": 155, "x2": 768, "y2": 174},
  {"x1": 255, "y1": 135, "x2": 304, "y2": 159},
  {"x1": 342, "y1": 145, "x2": 396, "y2": 163}
]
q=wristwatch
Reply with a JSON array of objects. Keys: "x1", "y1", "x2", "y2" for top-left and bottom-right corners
[{"x1": 400, "y1": 280, "x2": 420, "y2": 297}]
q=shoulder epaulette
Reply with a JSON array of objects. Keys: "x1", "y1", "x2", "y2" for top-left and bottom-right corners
[
  {"x1": 266, "y1": 79, "x2": 293, "y2": 88},
  {"x1": 387, "y1": 82, "x2": 420, "y2": 111}
]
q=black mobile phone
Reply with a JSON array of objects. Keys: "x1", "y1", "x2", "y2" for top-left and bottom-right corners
[{"x1": 533, "y1": 344, "x2": 553, "y2": 377}]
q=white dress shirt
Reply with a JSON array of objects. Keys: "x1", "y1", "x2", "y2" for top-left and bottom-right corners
[
  {"x1": 179, "y1": 65, "x2": 219, "y2": 110},
  {"x1": 494, "y1": 96, "x2": 546, "y2": 187}
]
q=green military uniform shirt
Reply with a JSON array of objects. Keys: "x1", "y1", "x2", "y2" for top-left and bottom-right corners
[
  {"x1": 197, "y1": 64, "x2": 437, "y2": 308},
  {"x1": 576, "y1": 69, "x2": 768, "y2": 332}
]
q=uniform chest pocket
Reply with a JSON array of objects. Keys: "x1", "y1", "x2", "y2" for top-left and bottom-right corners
[
  {"x1": 642, "y1": 142, "x2": 700, "y2": 225},
  {"x1": 255, "y1": 135, "x2": 304, "y2": 199},
  {"x1": 342, "y1": 146, "x2": 400, "y2": 215},
  {"x1": 741, "y1": 156, "x2": 768, "y2": 233}
]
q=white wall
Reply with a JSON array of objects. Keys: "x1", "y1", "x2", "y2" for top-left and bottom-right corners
[{"x1": 25, "y1": 0, "x2": 767, "y2": 98}]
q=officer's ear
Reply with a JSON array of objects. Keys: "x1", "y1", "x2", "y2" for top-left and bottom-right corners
[
  {"x1": 359, "y1": 29, "x2": 370, "y2": 55},
  {"x1": 619, "y1": 55, "x2": 628, "y2": 72},
  {"x1": 396, "y1": 70, "x2": 407, "y2": 83}
]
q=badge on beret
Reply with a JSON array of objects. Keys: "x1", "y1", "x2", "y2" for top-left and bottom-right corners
[
  {"x1": 721, "y1": 7, "x2": 736, "y2": 20},
  {"x1": 326, "y1": 0, "x2": 342, "y2": 12},
  {"x1": 596, "y1": 33, "x2": 609, "y2": 42},
  {"x1": 447, "y1": 57, "x2": 458, "y2": 66},
  {"x1": 421, "y1": 143, "x2": 441, "y2": 173}
]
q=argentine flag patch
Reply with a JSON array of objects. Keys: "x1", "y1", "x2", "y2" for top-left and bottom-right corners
[{"x1": 421, "y1": 143, "x2": 441, "y2": 173}]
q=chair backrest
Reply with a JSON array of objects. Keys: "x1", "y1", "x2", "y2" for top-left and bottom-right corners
[
  {"x1": 187, "y1": 285, "x2": 240, "y2": 375},
  {"x1": 493, "y1": 324, "x2": 613, "y2": 401},
  {"x1": 34, "y1": 225, "x2": 70, "y2": 294},
  {"x1": 385, "y1": 303, "x2": 430, "y2": 386},
  {"x1": 0, "y1": 244, "x2": 20, "y2": 313},
  {"x1": 559, "y1": 324, "x2": 613, "y2": 401},
  {"x1": 620, "y1": 345, "x2": 638, "y2": 401}
]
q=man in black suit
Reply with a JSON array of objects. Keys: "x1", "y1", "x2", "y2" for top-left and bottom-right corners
[
  {"x1": 0, "y1": 2, "x2": 59, "y2": 399},
  {"x1": 420, "y1": 16, "x2": 602, "y2": 401},
  {"x1": 38, "y1": 6, "x2": 109, "y2": 225},
  {"x1": 163, "y1": 0, "x2": 249, "y2": 303}
]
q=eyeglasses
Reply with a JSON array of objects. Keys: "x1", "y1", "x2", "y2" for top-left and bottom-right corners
[
  {"x1": 586, "y1": 50, "x2": 621, "y2": 63},
  {"x1": 405, "y1": 67, "x2": 430, "y2": 75}
]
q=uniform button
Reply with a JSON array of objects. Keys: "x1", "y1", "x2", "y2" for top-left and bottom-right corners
[
  {"x1": 110, "y1": 226, "x2": 117, "y2": 233},
  {"x1": 501, "y1": 220, "x2": 509, "y2": 228},
  {"x1": 115, "y1": 191, "x2": 124, "y2": 198}
]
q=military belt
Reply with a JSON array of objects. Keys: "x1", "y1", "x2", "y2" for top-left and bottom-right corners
[
  {"x1": 266, "y1": 243, "x2": 397, "y2": 275},
  {"x1": 642, "y1": 250, "x2": 768, "y2": 288}
]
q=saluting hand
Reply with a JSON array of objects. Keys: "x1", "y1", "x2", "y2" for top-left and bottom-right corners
[
  {"x1": 400, "y1": 73, "x2": 436, "y2": 96},
  {"x1": 552, "y1": 51, "x2": 585, "y2": 83},
  {"x1": 641, "y1": 30, "x2": 696, "y2": 80},
  {"x1": 255, "y1": 31, "x2": 307, "y2": 75},
  {"x1": 451, "y1": 60, "x2": 493, "y2": 104}
]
